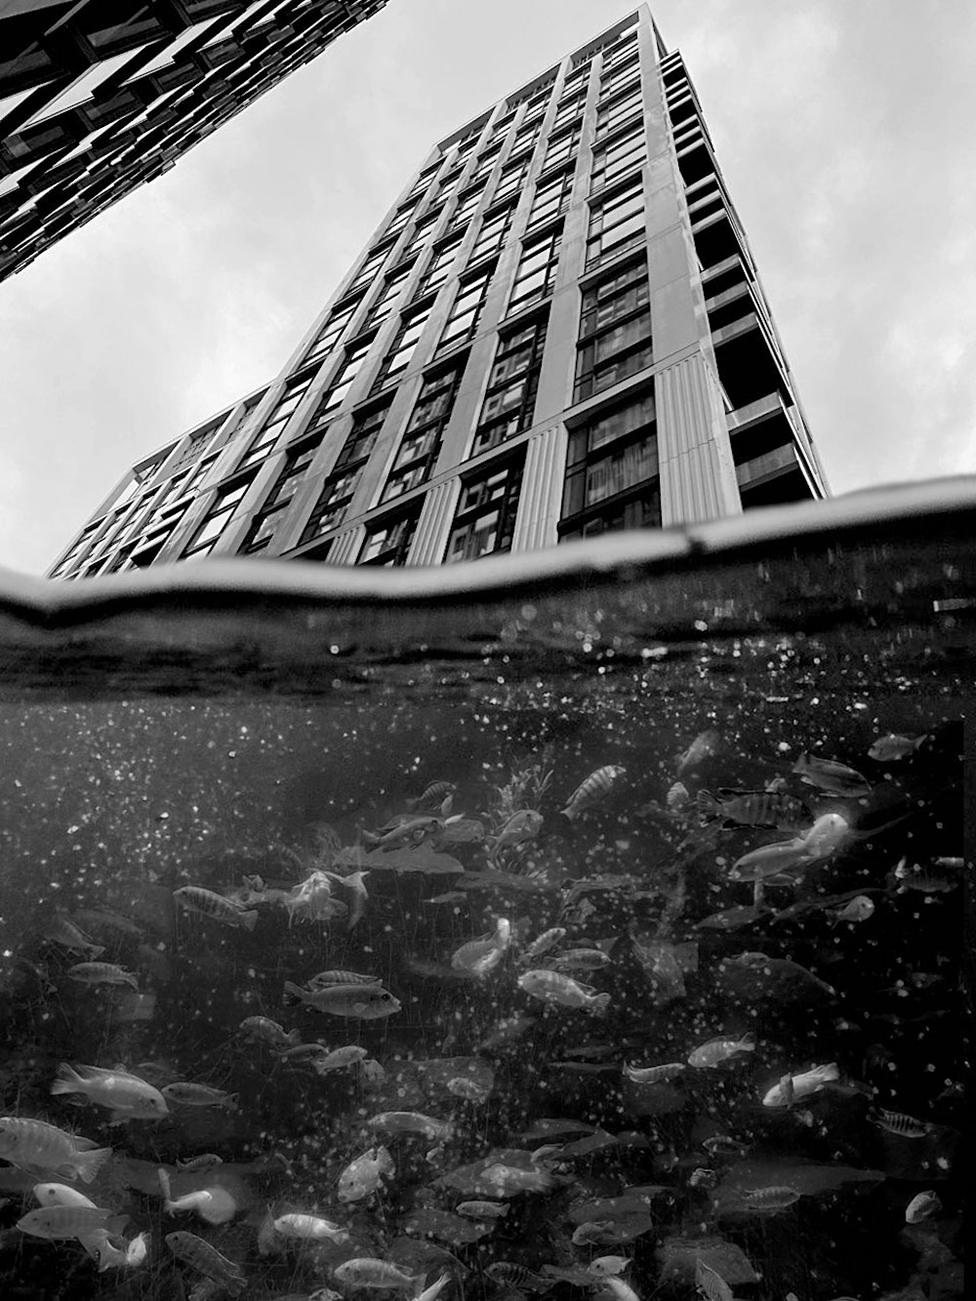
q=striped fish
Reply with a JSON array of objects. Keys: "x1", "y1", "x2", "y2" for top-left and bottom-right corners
[
  {"x1": 742, "y1": 1185, "x2": 801, "y2": 1211},
  {"x1": 561, "y1": 765, "x2": 626, "y2": 821},
  {"x1": 873, "y1": 1108, "x2": 930, "y2": 1138},
  {"x1": 486, "y1": 1262, "x2": 555, "y2": 1292},
  {"x1": 698, "y1": 789, "x2": 811, "y2": 830},
  {"x1": 407, "y1": 780, "x2": 457, "y2": 812},
  {"x1": 172, "y1": 887, "x2": 257, "y2": 931},
  {"x1": 308, "y1": 969, "x2": 383, "y2": 988},
  {"x1": 165, "y1": 1231, "x2": 247, "y2": 1293}
]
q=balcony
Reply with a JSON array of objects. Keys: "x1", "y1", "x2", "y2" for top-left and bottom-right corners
[{"x1": 727, "y1": 392, "x2": 819, "y2": 507}]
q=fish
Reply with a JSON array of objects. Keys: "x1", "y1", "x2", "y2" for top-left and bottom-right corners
[
  {"x1": 311, "y1": 1046, "x2": 368, "y2": 1075},
  {"x1": 284, "y1": 871, "x2": 347, "y2": 924},
  {"x1": 868, "y1": 734, "x2": 924, "y2": 761},
  {"x1": 362, "y1": 816, "x2": 444, "y2": 851},
  {"x1": 588, "y1": 1256, "x2": 632, "y2": 1276},
  {"x1": 37, "y1": 913, "x2": 105, "y2": 958},
  {"x1": 283, "y1": 981, "x2": 401, "y2": 1019},
  {"x1": 426, "y1": 891, "x2": 468, "y2": 905},
  {"x1": 415, "y1": 1273, "x2": 452, "y2": 1301},
  {"x1": 334, "y1": 1259, "x2": 424, "y2": 1291},
  {"x1": 552, "y1": 948, "x2": 612, "y2": 972},
  {"x1": 687, "y1": 1032, "x2": 755, "y2": 1068},
  {"x1": 891, "y1": 859, "x2": 960, "y2": 893},
  {"x1": 522, "y1": 927, "x2": 567, "y2": 961},
  {"x1": 51, "y1": 1063, "x2": 169, "y2": 1122},
  {"x1": 175, "y1": 1155, "x2": 223, "y2": 1172},
  {"x1": 0, "y1": 1118, "x2": 112, "y2": 1183},
  {"x1": 161, "y1": 1082, "x2": 239, "y2": 1110},
  {"x1": 561, "y1": 765, "x2": 627, "y2": 820},
  {"x1": 486, "y1": 1263, "x2": 554, "y2": 1292},
  {"x1": 696, "y1": 905, "x2": 765, "y2": 931},
  {"x1": 676, "y1": 729, "x2": 721, "y2": 775},
  {"x1": 728, "y1": 837, "x2": 812, "y2": 881},
  {"x1": 827, "y1": 895, "x2": 875, "y2": 924},
  {"x1": 695, "y1": 1259, "x2": 734, "y2": 1301},
  {"x1": 451, "y1": 916, "x2": 511, "y2": 978},
  {"x1": 905, "y1": 1191, "x2": 942, "y2": 1223},
  {"x1": 437, "y1": 816, "x2": 485, "y2": 844},
  {"x1": 624, "y1": 1062, "x2": 687, "y2": 1085},
  {"x1": 172, "y1": 887, "x2": 257, "y2": 931},
  {"x1": 368, "y1": 1112, "x2": 454, "y2": 1142},
  {"x1": 741, "y1": 1186, "x2": 801, "y2": 1212},
  {"x1": 792, "y1": 752, "x2": 872, "y2": 796},
  {"x1": 717, "y1": 952, "x2": 836, "y2": 1003},
  {"x1": 446, "y1": 1077, "x2": 491, "y2": 1102},
  {"x1": 65, "y1": 962, "x2": 139, "y2": 990},
  {"x1": 165, "y1": 1230, "x2": 247, "y2": 1294},
  {"x1": 698, "y1": 789, "x2": 811, "y2": 829},
  {"x1": 326, "y1": 868, "x2": 369, "y2": 929},
  {"x1": 17, "y1": 1205, "x2": 127, "y2": 1240},
  {"x1": 872, "y1": 1108, "x2": 931, "y2": 1138},
  {"x1": 337, "y1": 1146, "x2": 395, "y2": 1202},
  {"x1": 689, "y1": 1168, "x2": 718, "y2": 1189},
  {"x1": 238, "y1": 1016, "x2": 301, "y2": 1049},
  {"x1": 597, "y1": 1278, "x2": 641, "y2": 1301},
  {"x1": 476, "y1": 1161, "x2": 556, "y2": 1195},
  {"x1": 157, "y1": 1169, "x2": 237, "y2": 1225},
  {"x1": 489, "y1": 809, "x2": 544, "y2": 859},
  {"x1": 477, "y1": 1013, "x2": 538, "y2": 1051},
  {"x1": 29, "y1": 1183, "x2": 131, "y2": 1267},
  {"x1": 456, "y1": 1200, "x2": 509, "y2": 1219},
  {"x1": 762, "y1": 1063, "x2": 839, "y2": 1107},
  {"x1": 407, "y1": 781, "x2": 457, "y2": 811},
  {"x1": 517, "y1": 969, "x2": 610, "y2": 1015},
  {"x1": 701, "y1": 1135, "x2": 750, "y2": 1157},
  {"x1": 309, "y1": 969, "x2": 383, "y2": 987},
  {"x1": 666, "y1": 781, "x2": 692, "y2": 813},
  {"x1": 273, "y1": 1212, "x2": 349, "y2": 1242}
]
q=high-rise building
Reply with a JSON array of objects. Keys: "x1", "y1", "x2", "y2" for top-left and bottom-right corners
[
  {"x1": 0, "y1": 0, "x2": 389, "y2": 281},
  {"x1": 48, "y1": 4, "x2": 829, "y2": 580}
]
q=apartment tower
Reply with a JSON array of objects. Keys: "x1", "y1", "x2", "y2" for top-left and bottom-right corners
[
  {"x1": 0, "y1": 0, "x2": 389, "y2": 281},
  {"x1": 49, "y1": 5, "x2": 829, "y2": 579}
]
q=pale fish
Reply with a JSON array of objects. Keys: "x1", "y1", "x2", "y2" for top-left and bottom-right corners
[
  {"x1": 238, "y1": 1017, "x2": 301, "y2": 1051},
  {"x1": 333, "y1": 1258, "x2": 423, "y2": 1290},
  {"x1": 0, "y1": 1117, "x2": 111, "y2": 1183},
  {"x1": 624, "y1": 1062, "x2": 687, "y2": 1085},
  {"x1": 311, "y1": 1046, "x2": 368, "y2": 1075},
  {"x1": 283, "y1": 982, "x2": 401, "y2": 1019},
  {"x1": 489, "y1": 809, "x2": 544, "y2": 860},
  {"x1": 868, "y1": 734, "x2": 924, "y2": 761},
  {"x1": 361, "y1": 817, "x2": 443, "y2": 851},
  {"x1": 551, "y1": 948, "x2": 611, "y2": 972},
  {"x1": 588, "y1": 1256, "x2": 631, "y2": 1276},
  {"x1": 742, "y1": 1186, "x2": 801, "y2": 1212},
  {"x1": 762, "y1": 1063, "x2": 839, "y2": 1107},
  {"x1": 367, "y1": 1112, "x2": 454, "y2": 1142},
  {"x1": 793, "y1": 752, "x2": 872, "y2": 795},
  {"x1": 675, "y1": 728, "x2": 721, "y2": 776},
  {"x1": 157, "y1": 1169, "x2": 237, "y2": 1225},
  {"x1": 560, "y1": 765, "x2": 627, "y2": 821},
  {"x1": 456, "y1": 1200, "x2": 509, "y2": 1219},
  {"x1": 172, "y1": 887, "x2": 257, "y2": 931},
  {"x1": 66, "y1": 962, "x2": 139, "y2": 991},
  {"x1": 161, "y1": 1082, "x2": 238, "y2": 1111},
  {"x1": 17, "y1": 1205, "x2": 127, "y2": 1240},
  {"x1": 522, "y1": 927, "x2": 567, "y2": 962},
  {"x1": 284, "y1": 871, "x2": 347, "y2": 925},
  {"x1": 273, "y1": 1212, "x2": 349, "y2": 1242},
  {"x1": 337, "y1": 1146, "x2": 395, "y2": 1203},
  {"x1": 51, "y1": 1063, "x2": 169, "y2": 1122},
  {"x1": 451, "y1": 917, "x2": 511, "y2": 978},
  {"x1": 446, "y1": 1076, "x2": 491, "y2": 1103},
  {"x1": 827, "y1": 895, "x2": 875, "y2": 924},
  {"x1": 687, "y1": 1032, "x2": 756, "y2": 1068},
  {"x1": 905, "y1": 1191, "x2": 942, "y2": 1223},
  {"x1": 517, "y1": 969, "x2": 610, "y2": 1014}
]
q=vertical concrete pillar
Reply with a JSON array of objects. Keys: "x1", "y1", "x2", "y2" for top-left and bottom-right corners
[
  {"x1": 511, "y1": 423, "x2": 569, "y2": 551},
  {"x1": 656, "y1": 355, "x2": 740, "y2": 524},
  {"x1": 329, "y1": 525, "x2": 365, "y2": 565},
  {"x1": 408, "y1": 478, "x2": 461, "y2": 565}
]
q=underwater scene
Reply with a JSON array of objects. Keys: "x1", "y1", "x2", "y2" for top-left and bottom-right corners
[{"x1": 0, "y1": 511, "x2": 969, "y2": 1301}]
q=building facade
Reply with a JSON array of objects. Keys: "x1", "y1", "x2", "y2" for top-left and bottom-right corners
[
  {"x1": 48, "y1": 5, "x2": 829, "y2": 580},
  {"x1": 0, "y1": 0, "x2": 388, "y2": 281}
]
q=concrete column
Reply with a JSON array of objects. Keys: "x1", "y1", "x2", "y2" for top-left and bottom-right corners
[
  {"x1": 408, "y1": 478, "x2": 461, "y2": 565},
  {"x1": 329, "y1": 525, "x2": 365, "y2": 565},
  {"x1": 511, "y1": 422, "x2": 569, "y2": 551},
  {"x1": 656, "y1": 354, "x2": 741, "y2": 525}
]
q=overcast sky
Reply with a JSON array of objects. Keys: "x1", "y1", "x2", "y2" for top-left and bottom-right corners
[{"x1": 1, "y1": 0, "x2": 974, "y2": 576}]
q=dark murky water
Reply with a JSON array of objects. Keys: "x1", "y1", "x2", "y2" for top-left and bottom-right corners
[{"x1": 0, "y1": 517, "x2": 970, "y2": 1300}]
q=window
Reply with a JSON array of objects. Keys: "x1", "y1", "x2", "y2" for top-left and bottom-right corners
[
  {"x1": 415, "y1": 237, "x2": 463, "y2": 298},
  {"x1": 470, "y1": 203, "x2": 515, "y2": 262},
  {"x1": 402, "y1": 212, "x2": 441, "y2": 258},
  {"x1": 445, "y1": 458, "x2": 524, "y2": 563},
  {"x1": 510, "y1": 119, "x2": 542, "y2": 159},
  {"x1": 575, "y1": 310, "x2": 652, "y2": 401},
  {"x1": 526, "y1": 167, "x2": 573, "y2": 230},
  {"x1": 469, "y1": 146, "x2": 502, "y2": 187},
  {"x1": 472, "y1": 316, "x2": 548, "y2": 455},
  {"x1": 436, "y1": 266, "x2": 494, "y2": 353},
  {"x1": 448, "y1": 185, "x2": 485, "y2": 232},
  {"x1": 359, "y1": 508, "x2": 421, "y2": 566},
  {"x1": 489, "y1": 110, "x2": 516, "y2": 140},
  {"x1": 595, "y1": 85, "x2": 643, "y2": 141},
  {"x1": 562, "y1": 63, "x2": 591, "y2": 96},
  {"x1": 600, "y1": 56, "x2": 640, "y2": 99},
  {"x1": 508, "y1": 226, "x2": 562, "y2": 314},
  {"x1": 384, "y1": 200, "x2": 415, "y2": 240},
  {"x1": 561, "y1": 393, "x2": 658, "y2": 534},
  {"x1": 380, "y1": 364, "x2": 464, "y2": 503},
  {"x1": 435, "y1": 166, "x2": 463, "y2": 202},
  {"x1": 551, "y1": 90, "x2": 585, "y2": 134},
  {"x1": 347, "y1": 246, "x2": 391, "y2": 295},
  {"x1": 314, "y1": 335, "x2": 375, "y2": 415},
  {"x1": 541, "y1": 123, "x2": 581, "y2": 173},
  {"x1": 239, "y1": 368, "x2": 317, "y2": 469},
  {"x1": 405, "y1": 160, "x2": 442, "y2": 201},
  {"x1": 166, "y1": 417, "x2": 225, "y2": 476},
  {"x1": 590, "y1": 123, "x2": 645, "y2": 193},
  {"x1": 602, "y1": 35, "x2": 639, "y2": 70},
  {"x1": 239, "y1": 432, "x2": 325, "y2": 554},
  {"x1": 372, "y1": 306, "x2": 434, "y2": 391},
  {"x1": 586, "y1": 177, "x2": 645, "y2": 268},
  {"x1": 492, "y1": 155, "x2": 531, "y2": 203},
  {"x1": 579, "y1": 257, "x2": 649, "y2": 337},
  {"x1": 299, "y1": 403, "x2": 391, "y2": 545},
  {"x1": 182, "y1": 475, "x2": 254, "y2": 557},
  {"x1": 363, "y1": 265, "x2": 415, "y2": 331}
]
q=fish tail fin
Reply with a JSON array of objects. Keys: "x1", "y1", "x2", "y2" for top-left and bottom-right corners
[
  {"x1": 560, "y1": 805, "x2": 577, "y2": 822},
  {"x1": 587, "y1": 993, "x2": 611, "y2": 1017},
  {"x1": 361, "y1": 830, "x2": 380, "y2": 848},
  {"x1": 239, "y1": 909, "x2": 258, "y2": 932},
  {"x1": 740, "y1": 1033, "x2": 757, "y2": 1051},
  {"x1": 820, "y1": 1062, "x2": 840, "y2": 1081},
  {"x1": 50, "y1": 1062, "x2": 84, "y2": 1095},
  {"x1": 697, "y1": 790, "x2": 721, "y2": 819},
  {"x1": 282, "y1": 981, "x2": 304, "y2": 1007},
  {"x1": 72, "y1": 1146, "x2": 113, "y2": 1183}
]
